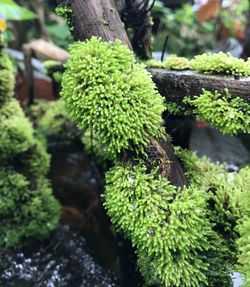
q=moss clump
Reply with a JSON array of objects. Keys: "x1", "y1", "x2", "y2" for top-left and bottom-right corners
[
  {"x1": 145, "y1": 59, "x2": 165, "y2": 68},
  {"x1": 0, "y1": 45, "x2": 60, "y2": 249},
  {"x1": 145, "y1": 55, "x2": 191, "y2": 70},
  {"x1": 0, "y1": 100, "x2": 34, "y2": 161},
  {"x1": 0, "y1": 168, "x2": 60, "y2": 248},
  {"x1": 175, "y1": 147, "x2": 248, "y2": 251},
  {"x1": 191, "y1": 52, "x2": 250, "y2": 76},
  {"x1": 29, "y1": 100, "x2": 82, "y2": 143},
  {"x1": 0, "y1": 50, "x2": 15, "y2": 105},
  {"x1": 61, "y1": 37, "x2": 166, "y2": 160},
  {"x1": 184, "y1": 89, "x2": 250, "y2": 134},
  {"x1": 104, "y1": 161, "x2": 212, "y2": 287},
  {"x1": 237, "y1": 166, "x2": 250, "y2": 286},
  {"x1": 164, "y1": 54, "x2": 191, "y2": 70}
]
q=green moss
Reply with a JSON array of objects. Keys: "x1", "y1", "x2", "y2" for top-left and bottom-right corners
[
  {"x1": 30, "y1": 100, "x2": 81, "y2": 142},
  {"x1": 164, "y1": 54, "x2": 191, "y2": 70},
  {"x1": 104, "y1": 161, "x2": 212, "y2": 287},
  {"x1": 191, "y1": 52, "x2": 250, "y2": 76},
  {"x1": 175, "y1": 147, "x2": 247, "y2": 250},
  {"x1": 145, "y1": 59, "x2": 165, "y2": 68},
  {"x1": 61, "y1": 37, "x2": 166, "y2": 160},
  {"x1": 55, "y1": 6, "x2": 73, "y2": 31},
  {"x1": 0, "y1": 50, "x2": 15, "y2": 105},
  {"x1": 43, "y1": 60, "x2": 61, "y2": 71},
  {"x1": 0, "y1": 168, "x2": 60, "y2": 249},
  {"x1": 0, "y1": 46, "x2": 60, "y2": 249},
  {"x1": 145, "y1": 55, "x2": 191, "y2": 70},
  {"x1": 0, "y1": 100, "x2": 34, "y2": 161},
  {"x1": 184, "y1": 89, "x2": 250, "y2": 134},
  {"x1": 237, "y1": 166, "x2": 250, "y2": 286}
]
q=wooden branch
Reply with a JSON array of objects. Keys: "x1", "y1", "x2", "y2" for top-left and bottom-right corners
[
  {"x1": 58, "y1": 0, "x2": 132, "y2": 49},
  {"x1": 56, "y1": 0, "x2": 186, "y2": 188},
  {"x1": 149, "y1": 68, "x2": 250, "y2": 103}
]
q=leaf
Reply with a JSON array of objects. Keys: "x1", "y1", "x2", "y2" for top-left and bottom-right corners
[{"x1": 0, "y1": 0, "x2": 37, "y2": 21}]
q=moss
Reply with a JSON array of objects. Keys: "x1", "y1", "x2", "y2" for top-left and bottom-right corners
[
  {"x1": 191, "y1": 52, "x2": 250, "y2": 76},
  {"x1": 237, "y1": 166, "x2": 250, "y2": 286},
  {"x1": 145, "y1": 59, "x2": 165, "y2": 68},
  {"x1": 164, "y1": 54, "x2": 191, "y2": 70},
  {"x1": 43, "y1": 60, "x2": 61, "y2": 71},
  {"x1": 61, "y1": 37, "x2": 166, "y2": 160},
  {"x1": 145, "y1": 55, "x2": 191, "y2": 70},
  {"x1": 0, "y1": 100, "x2": 34, "y2": 161},
  {"x1": 0, "y1": 46, "x2": 60, "y2": 249},
  {"x1": 175, "y1": 147, "x2": 247, "y2": 250},
  {"x1": 0, "y1": 168, "x2": 60, "y2": 249},
  {"x1": 184, "y1": 89, "x2": 250, "y2": 134},
  {"x1": 81, "y1": 129, "x2": 109, "y2": 167},
  {"x1": 29, "y1": 100, "x2": 81, "y2": 142},
  {"x1": 104, "y1": 161, "x2": 213, "y2": 287},
  {"x1": 55, "y1": 6, "x2": 73, "y2": 31},
  {"x1": 0, "y1": 50, "x2": 15, "y2": 105}
]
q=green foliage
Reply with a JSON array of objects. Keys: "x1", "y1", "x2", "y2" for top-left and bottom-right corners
[
  {"x1": 184, "y1": 89, "x2": 250, "y2": 134},
  {"x1": 164, "y1": 54, "x2": 191, "y2": 70},
  {"x1": 0, "y1": 50, "x2": 15, "y2": 105},
  {"x1": 145, "y1": 59, "x2": 165, "y2": 68},
  {"x1": 0, "y1": 168, "x2": 59, "y2": 248},
  {"x1": 29, "y1": 100, "x2": 81, "y2": 142},
  {"x1": 0, "y1": 100, "x2": 34, "y2": 161},
  {"x1": 152, "y1": 3, "x2": 216, "y2": 57},
  {"x1": 61, "y1": 37, "x2": 166, "y2": 160},
  {"x1": 0, "y1": 0, "x2": 37, "y2": 21},
  {"x1": 0, "y1": 46, "x2": 60, "y2": 249},
  {"x1": 146, "y1": 55, "x2": 191, "y2": 70},
  {"x1": 104, "y1": 161, "x2": 212, "y2": 287},
  {"x1": 175, "y1": 147, "x2": 247, "y2": 249},
  {"x1": 237, "y1": 166, "x2": 250, "y2": 286},
  {"x1": 191, "y1": 52, "x2": 250, "y2": 76},
  {"x1": 55, "y1": 6, "x2": 73, "y2": 32}
]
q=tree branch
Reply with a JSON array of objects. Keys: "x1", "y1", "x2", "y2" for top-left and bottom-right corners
[{"x1": 149, "y1": 68, "x2": 250, "y2": 103}]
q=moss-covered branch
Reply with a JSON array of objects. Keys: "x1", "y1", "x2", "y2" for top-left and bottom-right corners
[{"x1": 149, "y1": 68, "x2": 250, "y2": 104}]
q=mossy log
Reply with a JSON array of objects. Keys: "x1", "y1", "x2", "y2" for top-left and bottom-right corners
[
  {"x1": 57, "y1": 0, "x2": 186, "y2": 187},
  {"x1": 149, "y1": 68, "x2": 250, "y2": 104}
]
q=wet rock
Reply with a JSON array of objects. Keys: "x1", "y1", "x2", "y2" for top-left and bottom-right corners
[
  {"x1": 189, "y1": 125, "x2": 250, "y2": 166},
  {"x1": 0, "y1": 225, "x2": 119, "y2": 287}
]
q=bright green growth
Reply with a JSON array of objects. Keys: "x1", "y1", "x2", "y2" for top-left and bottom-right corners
[
  {"x1": 165, "y1": 101, "x2": 190, "y2": 116},
  {"x1": 175, "y1": 147, "x2": 247, "y2": 249},
  {"x1": 61, "y1": 37, "x2": 166, "y2": 160},
  {"x1": 55, "y1": 6, "x2": 73, "y2": 31},
  {"x1": 0, "y1": 50, "x2": 15, "y2": 105},
  {"x1": 104, "y1": 162, "x2": 213, "y2": 287},
  {"x1": 191, "y1": 52, "x2": 250, "y2": 76},
  {"x1": 145, "y1": 59, "x2": 165, "y2": 68},
  {"x1": 164, "y1": 54, "x2": 191, "y2": 70},
  {"x1": 0, "y1": 100, "x2": 34, "y2": 161},
  {"x1": 0, "y1": 45, "x2": 60, "y2": 249},
  {"x1": 237, "y1": 166, "x2": 250, "y2": 286},
  {"x1": 0, "y1": 168, "x2": 60, "y2": 248},
  {"x1": 81, "y1": 130, "x2": 109, "y2": 167},
  {"x1": 145, "y1": 55, "x2": 191, "y2": 70},
  {"x1": 184, "y1": 89, "x2": 250, "y2": 134},
  {"x1": 29, "y1": 100, "x2": 81, "y2": 143}
]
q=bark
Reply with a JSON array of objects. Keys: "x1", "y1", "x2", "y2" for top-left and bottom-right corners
[
  {"x1": 149, "y1": 68, "x2": 250, "y2": 103},
  {"x1": 57, "y1": 0, "x2": 132, "y2": 49}
]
